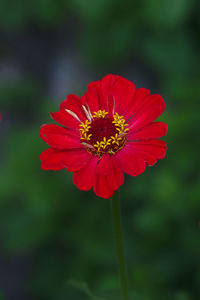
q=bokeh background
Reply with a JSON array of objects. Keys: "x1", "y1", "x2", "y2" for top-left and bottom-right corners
[{"x1": 0, "y1": 0, "x2": 200, "y2": 299}]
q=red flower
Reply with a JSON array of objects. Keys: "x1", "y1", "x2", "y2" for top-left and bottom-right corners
[{"x1": 40, "y1": 74, "x2": 167, "y2": 199}]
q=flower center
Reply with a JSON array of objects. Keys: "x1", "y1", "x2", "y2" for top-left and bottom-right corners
[{"x1": 80, "y1": 110, "x2": 129, "y2": 156}]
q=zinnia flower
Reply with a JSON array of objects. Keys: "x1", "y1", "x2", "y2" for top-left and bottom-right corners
[{"x1": 40, "y1": 74, "x2": 167, "y2": 199}]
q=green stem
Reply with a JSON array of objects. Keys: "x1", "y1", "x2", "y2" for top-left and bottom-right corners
[{"x1": 111, "y1": 190, "x2": 130, "y2": 300}]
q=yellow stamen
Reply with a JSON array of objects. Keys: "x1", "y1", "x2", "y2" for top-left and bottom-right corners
[
  {"x1": 100, "y1": 137, "x2": 112, "y2": 149},
  {"x1": 111, "y1": 133, "x2": 122, "y2": 146},
  {"x1": 93, "y1": 110, "x2": 108, "y2": 119},
  {"x1": 94, "y1": 141, "x2": 102, "y2": 152},
  {"x1": 79, "y1": 120, "x2": 92, "y2": 140}
]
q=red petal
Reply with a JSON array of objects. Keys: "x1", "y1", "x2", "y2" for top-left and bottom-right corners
[
  {"x1": 128, "y1": 95, "x2": 166, "y2": 130},
  {"x1": 123, "y1": 139, "x2": 167, "y2": 167},
  {"x1": 40, "y1": 124, "x2": 82, "y2": 150},
  {"x1": 128, "y1": 122, "x2": 167, "y2": 140},
  {"x1": 107, "y1": 156, "x2": 124, "y2": 191},
  {"x1": 64, "y1": 149, "x2": 91, "y2": 171},
  {"x1": 73, "y1": 156, "x2": 98, "y2": 191},
  {"x1": 131, "y1": 139, "x2": 167, "y2": 159},
  {"x1": 40, "y1": 148, "x2": 67, "y2": 170},
  {"x1": 81, "y1": 80, "x2": 101, "y2": 114},
  {"x1": 101, "y1": 74, "x2": 120, "y2": 92},
  {"x1": 50, "y1": 111, "x2": 80, "y2": 129},
  {"x1": 100, "y1": 74, "x2": 136, "y2": 115},
  {"x1": 116, "y1": 147, "x2": 146, "y2": 177},
  {"x1": 130, "y1": 88, "x2": 151, "y2": 111},
  {"x1": 107, "y1": 94, "x2": 116, "y2": 117},
  {"x1": 39, "y1": 148, "x2": 91, "y2": 171},
  {"x1": 124, "y1": 88, "x2": 150, "y2": 120},
  {"x1": 100, "y1": 74, "x2": 121, "y2": 109},
  {"x1": 96, "y1": 154, "x2": 113, "y2": 175},
  {"x1": 60, "y1": 94, "x2": 87, "y2": 121},
  {"x1": 95, "y1": 154, "x2": 124, "y2": 192},
  {"x1": 100, "y1": 74, "x2": 120, "y2": 91},
  {"x1": 93, "y1": 174, "x2": 114, "y2": 199},
  {"x1": 111, "y1": 77, "x2": 136, "y2": 115}
]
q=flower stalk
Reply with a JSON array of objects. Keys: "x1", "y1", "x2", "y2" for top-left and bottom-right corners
[{"x1": 111, "y1": 190, "x2": 130, "y2": 300}]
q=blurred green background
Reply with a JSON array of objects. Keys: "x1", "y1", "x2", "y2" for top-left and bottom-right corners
[{"x1": 0, "y1": 0, "x2": 200, "y2": 299}]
